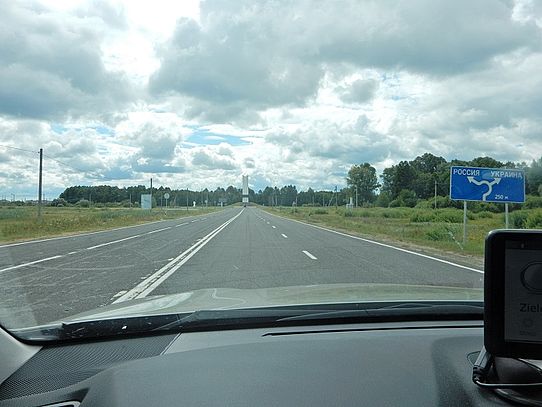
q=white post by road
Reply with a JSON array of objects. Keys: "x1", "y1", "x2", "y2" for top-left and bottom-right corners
[{"x1": 505, "y1": 203, "x2": 509, "y2": 228}]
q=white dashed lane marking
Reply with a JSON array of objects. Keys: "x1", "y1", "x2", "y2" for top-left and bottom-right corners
[
  {"x1": 0, "y1": 255, "x2": 64, "y2": 273},
  {"x1": 86, "y1": 235, "x2": 141, "y2": 250},
  {"x1": 302, "y1": 250, "x2": 317, "y2": 260},
  {"x1": 146, "y1": 227, "x2": 172, "y2": 235}
]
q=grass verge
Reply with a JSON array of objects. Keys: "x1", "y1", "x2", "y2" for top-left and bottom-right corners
[{"x1": 0, "y1": 206, "x2": 222, "y2": 243}]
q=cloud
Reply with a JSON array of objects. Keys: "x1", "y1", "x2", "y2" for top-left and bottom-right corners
[
  {"x1": 339, "y1": 79, "x2": 379, "y2": 104},
  {"x1": 76, "y1": 0, "x2": 128, "y2": 29},
  {"x1": 191, "y1": 148, "x2": 237, "y2": 170},
  {"x1": 2, "y1": 0, "x2": 542, "y2": 197},
  {"x1": 149, "y1": 0, "x2": 540, "y2": 120},
  {"x1": 0, "y1": 1, "x2": 133, "y2": 120}
]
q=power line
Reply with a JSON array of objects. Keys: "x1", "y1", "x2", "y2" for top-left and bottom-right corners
[{"x1": 0, "y1": 144, "x2": 39, "y2": 155}]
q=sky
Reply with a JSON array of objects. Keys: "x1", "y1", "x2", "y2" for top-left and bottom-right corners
[{"x1": 0, "y1": 0, "x2": 541, "y2": 200}]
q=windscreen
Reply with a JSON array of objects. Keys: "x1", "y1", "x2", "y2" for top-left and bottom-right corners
[{"x1": 1, "y1": 0, "x2": 541, "y2": 337}]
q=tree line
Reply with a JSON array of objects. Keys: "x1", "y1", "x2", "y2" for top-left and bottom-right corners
[
  {"x1": 54, "y1": 153, "x2": 542, "y2": 209},
  {"x1": 348, "y1": 153, "x2": 542, "y2": 208}
]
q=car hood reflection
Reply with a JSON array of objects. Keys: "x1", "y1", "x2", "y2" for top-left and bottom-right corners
[{"x1": 61, "y1": 283, "x2": 483, "y2": 323}]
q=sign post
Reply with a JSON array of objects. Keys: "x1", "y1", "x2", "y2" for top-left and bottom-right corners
[
  {"x1": 450, "y1": 166, "x2": 525, "y2": 242},
  {"x1": 463, "y1": 201, "x2": 467, "y2": 245}
]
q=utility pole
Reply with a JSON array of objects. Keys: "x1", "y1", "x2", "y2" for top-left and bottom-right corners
[
  {"x1": 434, "y1": 179, "x2": 437, "y2": 210},
  {"x1": 335, "y1": 186, "x2": 338, "y2": 209},
  {"x1": 38, "y1": 148, "x2": 43, "y2": 221},
  {"x1": 186, "y1": 189, "x2": 189, "y2": 211},
  {"x1": 150, "y1": 178, "x2": 153, "y2": 210},
  {"x1": 355, "y1": 185, "x2": 358, "y2": 208}
]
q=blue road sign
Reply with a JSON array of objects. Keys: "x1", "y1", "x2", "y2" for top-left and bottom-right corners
[{"x1": 450, "y1": 166, "x2": 525, "y2": 203}]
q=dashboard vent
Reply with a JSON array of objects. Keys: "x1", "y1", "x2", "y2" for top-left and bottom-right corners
[
  {"x1": 0, "y1": 334, "x2": 177, "y2": 400},
  {"x1": 41, "y1": 402, "x2": 80, "y2": 407}
]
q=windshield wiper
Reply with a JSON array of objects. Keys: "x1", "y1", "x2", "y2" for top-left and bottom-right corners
[
  {"x1": 151, "y1": 302, "x2": 483, "y2": 332},
  {"x1": 13, "y1": 302, "x2": 483, "y2": 342},
  {"x1": 276, "y1": 303, "x2": 483, "y2": 322}
]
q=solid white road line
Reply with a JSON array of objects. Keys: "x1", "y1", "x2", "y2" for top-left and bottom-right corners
[
  {"x1": 0, "y1": 255, "x2": 64, "y2": 274},
  {"x1": 281, "y1": 234, "x2": 288, "y2": 238},
  {"x1": 112, "y1": 209, "x2": 245, "y2": 303},
  {"x1": 302, "y1": 250, "x2": 318, "y2": 260},
  {"x1": 264, "y1": 210, "x2": 483, "y2": 274},
  {"x1": 86, "y1": 235, "x2": 141, "y2": 250}
]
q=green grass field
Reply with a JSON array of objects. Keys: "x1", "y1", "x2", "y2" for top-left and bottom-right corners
[
  {"x1": 0, "y1": 206, "x2": 221, "y2": 243},
  {"x1": 263, "y1": 206, "x2": 542, "y2": 260}
]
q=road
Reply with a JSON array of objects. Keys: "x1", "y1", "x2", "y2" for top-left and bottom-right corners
[{"x1": 0, "y1": 207, "x2": 483, "y2": 328}]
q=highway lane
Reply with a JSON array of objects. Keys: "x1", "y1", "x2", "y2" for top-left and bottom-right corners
[
  {"x1": 0, "y1": 209, "x2": 237, "y2": 328},
  {"x1": 151, "y1": 207, "x2": 483, "y2": 297},
  {"x1": 0, "y1": 209, "x2": 228, "y2": 270},
  {"x1": 0, "y1": 206, "x2": 484, "y2": 329}
]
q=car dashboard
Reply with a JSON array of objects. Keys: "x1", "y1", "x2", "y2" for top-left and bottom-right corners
[{"x1": 0, "y1": 319, "x2": 513, "y2": 406}]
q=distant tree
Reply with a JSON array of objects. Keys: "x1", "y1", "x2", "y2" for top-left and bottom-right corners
[
  {"x1": 526, "y1": 157, "x2": 542, "y2": 195},
  {"x1": 411, "y1": 153, "x2": 446, "y2": 174},
  {"x1": 50, "y1": 198, "x2": 68, "y2": 207},
  {"x1": 398, "y1": 189, "x2": 418, "y2": 207},
  {"x1": 375, "y1": 192, "x2": 391, "y2": 207},
  {"x1": 469, "y1": 156, "x2": 504, "y2": 168},
  {"x1": 346, "y1": 163, "x2": 380, "y2": 204}
]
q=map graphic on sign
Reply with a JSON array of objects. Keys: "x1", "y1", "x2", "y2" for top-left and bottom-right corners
[{"x1": 450, "y1": 166, "x2": 525, "y2": 203}]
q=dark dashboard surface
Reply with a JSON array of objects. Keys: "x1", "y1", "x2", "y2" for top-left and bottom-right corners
[{"x1": 0, "y1": 321, "x2": 511, "y2": 407}]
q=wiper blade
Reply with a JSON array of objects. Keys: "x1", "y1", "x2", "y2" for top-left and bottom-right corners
[
  {"x1": 151, "y1": 309, "x2": 314, "y2": 332},
  {"x1": 276, "y1": 303, "x2": 483, "y2": 322},
  {"x1": 12, "y1": 302, "x2": 483, "y2": 342}
]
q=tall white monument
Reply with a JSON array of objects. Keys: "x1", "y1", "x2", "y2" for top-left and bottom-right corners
[{"x1": 242, "y1": 175, "x2": 249, "y2": 204}]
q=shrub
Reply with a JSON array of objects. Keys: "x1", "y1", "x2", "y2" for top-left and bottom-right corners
[
  {"x1": 398, "y1": 189, "x2": 418, "y2": 208},
  {"x1": 410, "y1": 210, "x2": 434, "y2": 223},
  {"x1": 476, "y1": 202, "x2": 501, "y2": 213},
  {"x1": 415, "y1": 200, "x2": 433, "y2": 209},
  {"x1": 434, "y1": 209, "x2": 464, "y2": 223},
  {"x1": 76, "y1": 199, "x2": 90, "y2": 208},
  {"x1": 389, "y1": 199, "x2": 402, "y2": 208},
  {"x1": 375, "y1": 192, "x2": 391, "y2": 207},
  {"x1": 425, "y1": 226, "x2": 450, "y2": 241},
  {"x1": 380, "y1": 208, "x2": 410, "y2": 218},
  {"x1": 525, "y1": 196, "x2": 542, "y2": 209},
  {"x1": 511, "y1": 210, "x2": 529, "y2": 228},
  {"x1": 526, "y1": 210, "x2": 542, "y2": 229},
  {"x1": 50, "y1": 198, "x2": 68, "y2": 207},
  {"x1": 313, "y1": 208, "x2": 328, "y2": 215},
  {"x1": 477, "y1": 211, "x2": 494, "y2": 219}
]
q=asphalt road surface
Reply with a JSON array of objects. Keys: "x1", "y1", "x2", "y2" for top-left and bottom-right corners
[{"x1": 0, "y1": 207, "x2": 483, "y2": 328}]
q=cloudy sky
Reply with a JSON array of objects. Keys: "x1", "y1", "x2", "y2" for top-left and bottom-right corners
[{"x1": 1, "y1": 0, "x2": 541, "y2": 199}]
